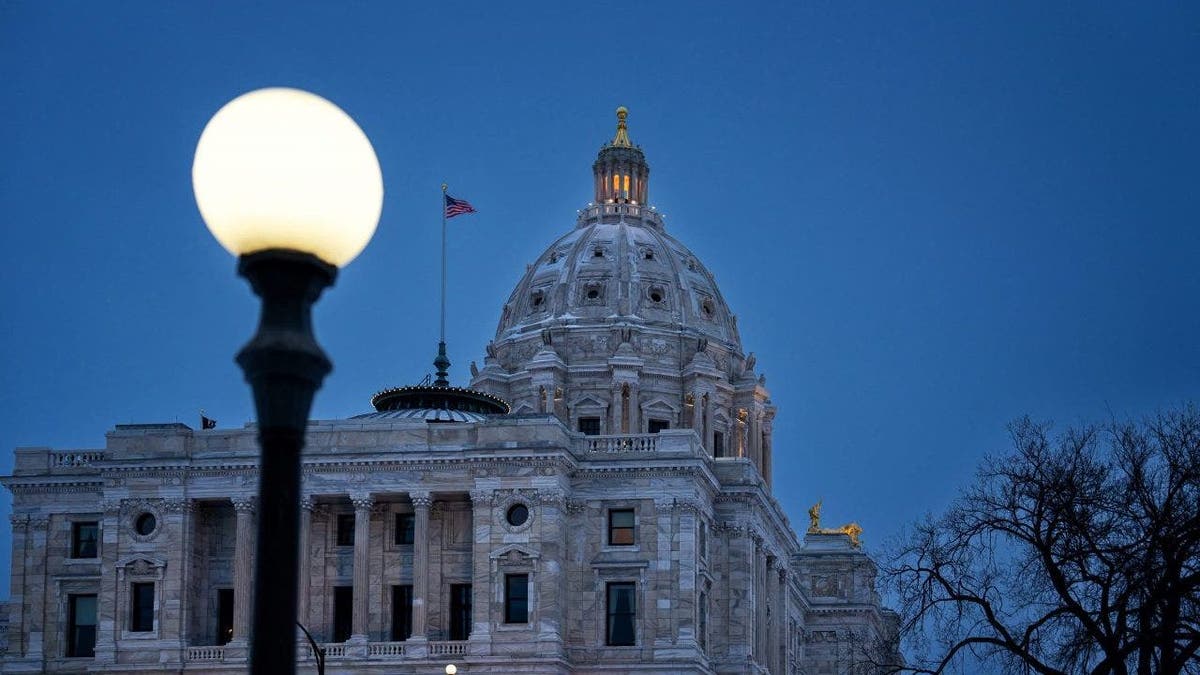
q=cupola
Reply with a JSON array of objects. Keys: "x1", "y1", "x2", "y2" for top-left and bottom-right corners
[{"x1": 593, "y1": 107, "x2": 649, "y2": 205}]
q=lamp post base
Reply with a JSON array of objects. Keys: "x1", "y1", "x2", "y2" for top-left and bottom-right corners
[{"x1": 235, "y1": 249, "x2": 337, "y2": 675}]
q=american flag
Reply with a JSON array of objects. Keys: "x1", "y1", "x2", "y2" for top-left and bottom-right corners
[{"x1": 444, "y1": 194, "x2": 477, "y2": 219}]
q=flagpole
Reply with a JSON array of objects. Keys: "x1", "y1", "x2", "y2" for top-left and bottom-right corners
[
  {"x1": 434, "y1": 183, "x2": 450, "y2": 387},
  {"x1": 441, "y1": 183, "x2": 447, "y2": 345}
]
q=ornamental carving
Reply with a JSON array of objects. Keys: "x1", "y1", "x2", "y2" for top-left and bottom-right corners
[
  {"x1": 230, "y1": 496, "x2": 255, "y2": 513},
  {"x1": 116, "y1": 555, "x2": 167, "y2": 581},
  {"x1": 535, "y1": 488, "x2": 565, "y2": 507}
]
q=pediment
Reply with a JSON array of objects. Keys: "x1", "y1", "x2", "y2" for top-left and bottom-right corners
[{"x1": 640, "y1": 396, "x2": 680, "y2": 413}]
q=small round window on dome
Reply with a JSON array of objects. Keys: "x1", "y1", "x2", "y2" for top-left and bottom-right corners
[
  {"x1": 587, "y1": 289, "x2": 600, "y2": 300},
  {"x1": 506, "y1": 503, "x2": 529, "y2": 527},
  {"x1": 649, "y1": 288, "x2": 664, "y2": 304},
  {"x1": 135, "y1": 513, "x2": 157, "y2": 536},
  {"x1": 593, "y1": 247, "x2": 604, "y2": 258},
  {"x1": 701, "y1": 299, "x2": 715, "y2": 317}
]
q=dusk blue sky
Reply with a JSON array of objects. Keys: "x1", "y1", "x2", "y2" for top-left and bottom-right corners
[{"x1": 2, "y1": 2, "x2": 1197, "y2": 593}]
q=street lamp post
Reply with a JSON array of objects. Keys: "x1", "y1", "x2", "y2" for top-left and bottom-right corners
[{"x1": 193, "y1": 87, "x2": 383, "y2": 675}]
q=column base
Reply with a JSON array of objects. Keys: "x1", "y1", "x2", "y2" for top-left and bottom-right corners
[
  {"x1": 223, "y1": 638, "x2": 250, "y2": 660},
  {"x1": 404, "y1": 635, "x2": 429, "y2": 657}
]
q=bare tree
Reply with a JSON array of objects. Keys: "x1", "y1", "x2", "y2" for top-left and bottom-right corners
[{"x1": 880, "y1": 404, "x2": 1200, "y2": 674}]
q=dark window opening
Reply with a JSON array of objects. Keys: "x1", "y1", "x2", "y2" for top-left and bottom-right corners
[
  {"x1": 713, "y1": 431, "x2": 726, "y2": 458},
  {"x1": 606, "y1": 582, "x2": 636, "y2": 646},
  {"x1": 333, "y1": 586, "x2": 353, "y2": 642},
  {"x1": 586, "y1": 288, "x2": 600, "y2": 300},
  {"x1": 395, "y1": 513, "x2": 414, "y2": 545},
  {"x1": 72, "y1": 522, "x2": 98, "y2": 559},
  {"x1": 644, "y1": 250, "x2": 654, "y2": 260},
  {"x1": 649, "y1": 289, "x2": 663, "y2": 303},
  {"x1": 67, "y1": 594, "x2": 97, "y2": 657},
  {"x1": 449, "y1": 584, "x2": 472, "y2": 640},
  {"x1": 504, "y1": 574, "x2": 529, "y2": 623},
  {"x1": 391, "y1": 585, "x2": 413, "y2": 641},
  {"x1": 134, "y1": 513, "x2": 156, "y2": 536},
  {"x1": 578, "y1": 417, "x2": 601, "y2": 436},
  {"x1": 647, "y1": 419, "x2": 670, "y2": 434},
  {"x1": 336, "y1": 514, "x2": 355, "y2": 547},
  {"x1": 217, "y1": 588, "x2": 234, "y2": 645},
  {"x1": 506, "y1": 503, "x2": 529, "y2": 527},
  {"x1": 130, "y1": 582, "x2": 155, "y2": 632},
  {"x1": 608, "y1": 508, "x2": 635, "y2": 546}
]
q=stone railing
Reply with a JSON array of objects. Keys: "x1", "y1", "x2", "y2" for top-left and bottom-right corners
[
  {"x1": 368, "y1": 641, "x2": 407, "y2": 657},
  {"x1": 323, "y1": 644, "x2": 348, "y2": 658},
  {"x1": 185, "y1": 645, "x2": 224, "y2": 661},
  {"x1": 576, "y1": 202, "x2": 665, "y2": 228},
  {"x1": 429, "y1": 640, "x2": 468, "y2": 656},
  {"x1": 49, "y1": 451, "x2": 105, "y2": 468},
  {"x1": 584, "y1": 434, "x2": 659, "y2": 454}
]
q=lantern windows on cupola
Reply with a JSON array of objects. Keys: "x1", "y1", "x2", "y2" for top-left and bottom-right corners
[{"x1": 593, "y1": 107, "x2": 649, "y2": 205}]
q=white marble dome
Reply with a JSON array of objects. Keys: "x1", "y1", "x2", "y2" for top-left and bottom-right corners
[{"x1": 493, "y1": 205, "x2": 742, "y2": 351}]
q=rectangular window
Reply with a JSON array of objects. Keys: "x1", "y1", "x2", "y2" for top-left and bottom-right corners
[
  {"x1": 606, "y1": 582, "x2": 636, "y2": 646},
  {"x1": 333, "y1": 586, "x2": 353, "y2": 642},
  {"x1": 395, "y1": 513, "x2": 414, "y2": 545},
  {"x1": 391, "y1": 585, "x2": 413, "y2": 641},
  {"x1": 449, "y1": 583, "x2": 472, "y2": 640},
  {"x1": 217, "y1": 588, "x2": 234, "y2": 645},
  {"x1": 504, "y1": 574, "x2": 529, "y2": 624},
  {"x1": 608, "y1": 508, "x2": 635, "y2": 546},
  {"x1": 713, "y1": 431, "x2": 726, "y2": 458},
  {"x1": 647, "y1": 419, "x2": 670, "y2": 434},
  {"x1": 71, "y1": 522, "x2": 98, "y2": 559},
  {"x1": 578, "y1": 417, "x2": 601, "y2": 436},
  {"x1": 336, "y1": 513, "x2": 355, "y2": 547},
  {"x1": 130, "y1": 582, "x2": 155, "y2": 632},
  {"x1": 67, "y1": 594, "x2": 97, "y2": 657}
]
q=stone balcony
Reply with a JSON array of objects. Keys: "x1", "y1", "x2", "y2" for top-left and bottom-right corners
[
  {"x1": 185, "y1": 639, "x2": 468, "y2": 665},
  {"x1": 574, "y1": 202, "x2": 665, "y2": 230}
]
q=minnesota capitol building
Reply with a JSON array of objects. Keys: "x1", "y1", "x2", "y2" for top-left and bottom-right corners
[{"x1": 1, "y1": 110, "x2": 898, "y2": 674}]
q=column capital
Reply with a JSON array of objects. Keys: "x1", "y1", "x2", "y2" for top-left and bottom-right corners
[
  {"x1": 231, "y1": 496, "x2": 256, "y2": 513},
  {"x1": 8, "y1": 513, "x2": 29, "y2": 529},
  {"x1": 410, "y1": 491, "x2": 433, "y2": 508},
  {"x1": 469, "y1": 489, "x2": 494, "y2": 506},
  {"x1": 300, "y1": 496, "x2": 316, "y2": 511},
  {"x1": 349, "y1": 493, "x2": 374, "y2": 511},
  {"x1": 163, "y1": 497, "x2": 195, "y2": 513}
]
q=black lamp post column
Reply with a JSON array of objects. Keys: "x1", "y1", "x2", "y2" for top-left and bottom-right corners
[{"x1": 235, "y1": 249, "x2": 337, "y2": 675}]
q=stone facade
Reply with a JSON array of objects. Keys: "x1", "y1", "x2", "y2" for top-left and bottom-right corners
[{"x1": 1, "y1": 108, "x2": 898, "y2": 673}]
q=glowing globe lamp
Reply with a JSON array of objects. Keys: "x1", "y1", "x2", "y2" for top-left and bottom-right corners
[
  {"x1": 192, "y1": 87, "x2": 383, "y2": 675},
  {"x1": 193, "y1": 87, "x2": 383, "y2": 267}
]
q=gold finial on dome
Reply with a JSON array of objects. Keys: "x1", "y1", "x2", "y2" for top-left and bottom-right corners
[{"x1": 612, "y1": 106, "x2": 632, "y2": 147}]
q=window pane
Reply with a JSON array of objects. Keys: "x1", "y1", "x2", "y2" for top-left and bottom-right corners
[
  {"x1": 130, "y1": 583, "x2": 155, "y2": 632},
  {"x1": 578, "y1": 417, "x2": 601, "y2": 436},
  {"x1": 392, "y1": 585, "x2": 413, "y2": 641},
  {"x1": 609, "y1": 509, "x2": 635, "y2": 545},
  {"x1": 395, "y1": 513, "x2": 414, "y2": 545},
  {"x1": 217, "y1": 588, "x2": 234, "y2": 645},
  {"x1": 337, "y1": 514, "x2": 355, "y2": 547},
  {"x1": 505, "y1": 574, "x2": 528, "y2": 623},
  {"x1": 69, "y1": 594, "x2": 97, "y2": 657},
  {"x1": 333, "y1": 586, "x2": 353, "y2": 642},
  {"x1": 606, "y1": 583, "x2": 636, "y2": 646},
  {"x1": 449, "y1": 584, "x2": 472, "y2": 640},
  {"x1": 72, "y1": 522, "x2": 98, "y2": 558}
]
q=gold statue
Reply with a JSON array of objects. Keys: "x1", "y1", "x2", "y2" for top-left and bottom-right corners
[{"x1": 807, "y1": 500, "x2": 863, "y2": 548}]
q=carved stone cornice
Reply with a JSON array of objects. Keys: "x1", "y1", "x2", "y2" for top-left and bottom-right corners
[
  {"x1": 162, "y1": 498, "x2": 194, "y2": 513},
  {"x1": 535, "y1": 488, "x2": 566, "y2": 507}
]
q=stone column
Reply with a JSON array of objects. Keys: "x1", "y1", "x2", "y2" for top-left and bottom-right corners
[
  {"x1": 629, "y1": 383, "x2": 640, "y2": 433},
  {"x1": 93, "y1": 501, "x2": 121, "y2": 663},
  {"x1": 775, "y1": 565, "x2": 788, "y2": 675},
  {"x1": 165, "y1": 498, "x2": 196, "y2": 653},
  {"x1": 723, "y1": 524, "x2": 754, "y2": 659},
  {"x1": 296, "y1": 497, "x2": 315, "y2": 631},
  {"x1": 410, "y1": 492, "x2": 432, "y2": 648},
  {"x1": 536, "y1": 489, "x2": 567, "y2": 655},
  {"x1": 6, "y1": 515, "x2": 29, "y2": 658},
  {"x1": 468, "y1": 489, "x2": 493, "y2": 655},
  {"x1": 350, "y1": 493, "x2": 373, "y2": 642},
  {"x1": 22, "y1": 515, "x2": 49, "y2": 661},
  {"x1": 230, "y1": 496, "x2": 255, "y2": 645}
]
